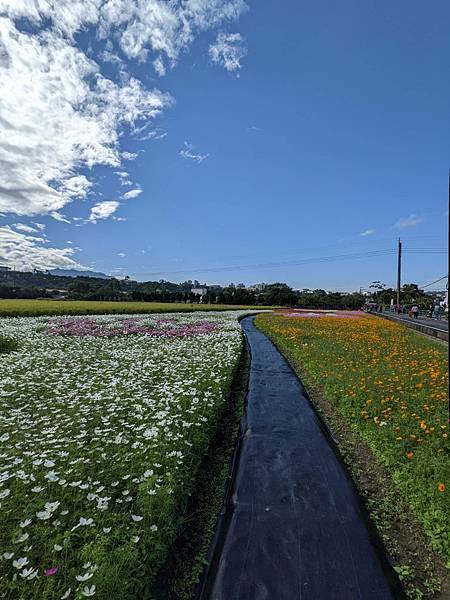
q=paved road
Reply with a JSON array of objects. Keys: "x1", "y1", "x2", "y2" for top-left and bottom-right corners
[
  {"x1": 201, "y1": 316, "x2": 398, "y2": 600},
  {"x1": 381, "y1": 312, "x2": 448, "y2": 332}
]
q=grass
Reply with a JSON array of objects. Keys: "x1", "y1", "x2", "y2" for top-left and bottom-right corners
[
  {"x1": 0, "y1": 312, "x2": 245, "y2": 599},
  {"x1": 0, "y1": 335, "x2": 18, "y2": 354},
  {"x1": 0, "y1": 299, "x2": 273, "y2": 318},
  {"x1": 256, "y1": 312, "x2": 449, "y2": 598}
]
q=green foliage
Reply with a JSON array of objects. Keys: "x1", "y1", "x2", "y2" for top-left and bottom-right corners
[
  {"x1": 0, "y1": 335, "x2": 18, "y2": 353},
  {"x1": 0, "y1": 300, "x2": 272, "y2": 318}
]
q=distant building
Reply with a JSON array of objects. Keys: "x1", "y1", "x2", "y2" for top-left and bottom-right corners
[
  {"x1": 248, "y1": 283, "x2": 267, "y2": 293},
  {"x1": 191, "y1": 287, "x2": 208, "y2": 297}
]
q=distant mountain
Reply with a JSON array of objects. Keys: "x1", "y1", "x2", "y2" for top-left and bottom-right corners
[{"x1": 48, "y1": 268, "x2": 111, "y2": 279}]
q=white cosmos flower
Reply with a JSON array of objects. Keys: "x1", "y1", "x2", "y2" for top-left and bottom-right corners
[
  {"x1": 36, "y1": 510, "x2": 51, "y2": 520},
  {"x1": 3, "y1": 552, "x2": 14, "y2": 559},
  {"x1": 20, "y1": 567, "x2": 38, "y2": 580},
  {"x1": 150, "y1": 525, "x2": 158, "y2": 532},
  {"x1": 15, "y1": 533, "x2": 29, "y2": 543},
  {"x1": 131, "y1": 515, "x2": 143, "y2": 522},
  {"x1": 0, "y1": 433, "x2": 9, "y2": 442},
  {"x1": 81, "y1": 585, "x2": 96, "y2": 597},
  {"x1": 44, "y1": 460, "x2": 55, "y2": 467},
  {"x1": 60, "y1": 588, "x2": 72, "y2": 599},
  {"x1": 31, "y1": 486, "x2": 44, "y2": 493},
  {"x1": 13, "y1": 557, "x2": 28, "y2": 569},
  {"x1": 76, "y1": 572, "x2": 93, "y2": 582},
  {"x1": 0, "y1": 489, "x2": 11, "y2": 499},
  {"x1": 19, "y1": 519, "x2": 32, "y2": 528},
  {"x1": 131, "y1": 535, "x2": 140, "y2": 543},
  {"x1": 72, "y1": 517, "x2": 94, "y2": 531},
  {"x1": 54, "y1": 544, "x2": 63, "y2": 551}
]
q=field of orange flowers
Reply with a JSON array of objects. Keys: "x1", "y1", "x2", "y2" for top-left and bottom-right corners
[{"x1": 256, "y1": 312, "x2": 449, "y2": 568}]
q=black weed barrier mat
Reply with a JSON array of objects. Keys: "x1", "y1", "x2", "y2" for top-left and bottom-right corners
[{"x1": 196, "y1": 316, "x2": 404, "y2": 600}]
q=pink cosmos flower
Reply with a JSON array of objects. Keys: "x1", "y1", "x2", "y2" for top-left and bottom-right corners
[
  {"x1": 44, "y1": 566, "x2": 58, "y2": 576},
  {"x1": 46, "y1": 318, "x2": 218, "y2": 338}
]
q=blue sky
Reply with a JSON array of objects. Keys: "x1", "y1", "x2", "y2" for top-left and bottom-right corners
[{"x1": 0, "y1": 0, "x2": 448, "y2": 291}]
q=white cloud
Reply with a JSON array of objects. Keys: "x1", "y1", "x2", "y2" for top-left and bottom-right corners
[
  {"x1": 98, "y1": 0, "x2": 248, "y2": 63},
  {"x1": 0, "y1": 226, "x2": 86, "y2": 271},
  {"x1": 209, "y1": 32, "x2": 247, "y2": 72},
  {"x1": 133, "y1": 125, "x2": 168, "y2": 141},
  {"x1": 359, "y1": 229, "x2": 375, "y2": 237},
  {"x1": 0, "y1": 14, "x2": 170, "y2": 217},
  {"x1": 50, "y1": 212, "x2": 71, "y2": 223},
  {"x1": 121, "y1": 152, "x2": 138, "y2": 161},
  {"x1": 115, "y1": 171, "x2": 133, "y2": 186},
  {"x1": 118, "y1": 252, "x2": 126, "y2": 257},
  {"x1": 0, "y1": 0, "x2": 247, "y2": 218},
  {"x1": 12, "y1": 223, "x2": 40, "y2": 234},
  {"x1": 153, "y1": 56, "x2": 166, "y2": 76},
  {"x1": 394, "y1": 214, "x2": 424, "y2": 229},
  {"x1": 100, "y1": 40, "x2": 124, "y2": 66},
  {"x1": 179, "y1": 142, "x2": 209, "y2": 163},
  {"x1": 33, "y1": 223, "x2": 46, "y2": 231},
  {"x1": 89, "y1": 200, "x2": 119, "y2": 222},
  {"x1": 122, "y1": 188, "x2": 142, "y2": 200}
]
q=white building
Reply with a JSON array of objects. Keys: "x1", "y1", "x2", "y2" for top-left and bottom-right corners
[{"x1": 191, "y1": 287, "x2": 208, "y2": 297}]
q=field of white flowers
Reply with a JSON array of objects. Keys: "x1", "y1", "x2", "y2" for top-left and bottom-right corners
[{"x1": 0, "y1": 312, "x2": 246, "y2": 599}]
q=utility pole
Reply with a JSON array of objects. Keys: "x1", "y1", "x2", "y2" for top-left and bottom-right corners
[{"x1": 396, "y1": 238, "x2": 402, "y2": 313}]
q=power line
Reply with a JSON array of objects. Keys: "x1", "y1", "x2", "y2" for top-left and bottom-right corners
[
  {"x1": 419, "y1": 275, "x2": 448, "y2": 289},
  {"x1": 136, "y1": 249, "x2": 398, "y2": 277},
  {"x1": 126, "y1": 245, "x2": 448, "y2": 278}
]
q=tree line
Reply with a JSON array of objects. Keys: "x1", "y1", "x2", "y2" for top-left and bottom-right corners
[{"x1": 0, "y1": 270, "x2": 441, "y2": 309}]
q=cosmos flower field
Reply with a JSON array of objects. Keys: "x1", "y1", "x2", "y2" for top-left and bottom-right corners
[
  {"x1": 0, "y1": 312, "x2": 245, "y2": 599},
  {"x1": 256, "y1": 312, "x2": 449, "y2": 571}
]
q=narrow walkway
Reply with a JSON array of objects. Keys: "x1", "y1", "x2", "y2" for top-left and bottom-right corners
[
  {"x1": 202, "y1": 316, "x2": 397, "y2": 600},
  {"x1": 378, "y1": 311, "x2": 448, "y2": 342},
  {"x1": 381, "y1": 310, "x2": 448, "y2": 331}
]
